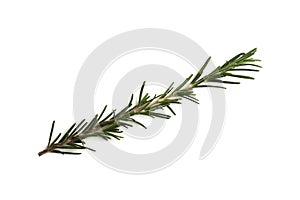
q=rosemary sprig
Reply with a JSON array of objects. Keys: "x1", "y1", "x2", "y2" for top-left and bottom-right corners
[{"x1": 38, "y1": 48, "x2": 261, "y2": 156}]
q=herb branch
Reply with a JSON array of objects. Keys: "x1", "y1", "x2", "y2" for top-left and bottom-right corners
[{"x1": 38, "y1": 48, "x2": 261, "y2": 156}]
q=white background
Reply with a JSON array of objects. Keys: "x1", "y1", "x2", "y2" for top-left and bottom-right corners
[{"x1": 1, "y1": 0, "x2": 299, "y2": 199}]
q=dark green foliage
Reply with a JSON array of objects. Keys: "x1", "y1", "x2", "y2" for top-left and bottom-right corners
[{"x1": 38, "y1": 48, "x2": 261, "y2": 156}]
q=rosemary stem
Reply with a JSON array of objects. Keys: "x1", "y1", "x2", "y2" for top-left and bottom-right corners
[{"x1": 38, "y1": 48, "x2": 260, "y2": 156}]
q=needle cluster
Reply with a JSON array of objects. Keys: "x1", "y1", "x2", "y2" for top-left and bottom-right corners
[{"x1": 38, "y1": 48, "x2": 261, "y2": 156}]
